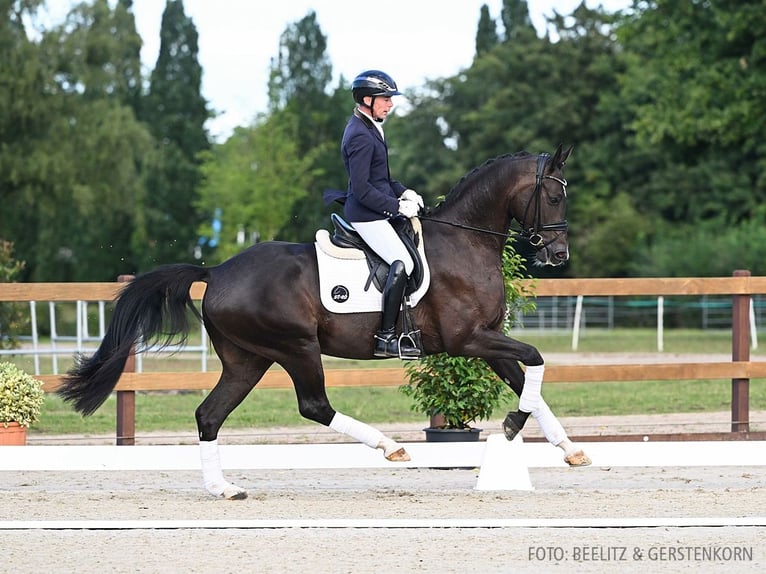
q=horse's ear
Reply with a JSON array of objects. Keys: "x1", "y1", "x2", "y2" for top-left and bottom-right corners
[{"x1": 552, "y1": 144, "x2": 574, "y2": 168}]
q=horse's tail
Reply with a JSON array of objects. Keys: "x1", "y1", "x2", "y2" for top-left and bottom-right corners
[{"x1": 58, "y1": 264, "x2": 209, "y2": 416}]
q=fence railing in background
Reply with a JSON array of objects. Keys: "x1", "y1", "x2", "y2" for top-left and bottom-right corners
[{"x1": 2, "y1": 271, "x2": 766, "y2": 444}]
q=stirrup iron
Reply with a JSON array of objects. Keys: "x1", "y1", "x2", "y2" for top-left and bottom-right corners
[{"x1": 397, "y1": 331, "x2": 421, "y2": 360}]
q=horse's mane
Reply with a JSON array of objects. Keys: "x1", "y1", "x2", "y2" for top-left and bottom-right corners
[{"x1": 432, "y1": 151, "x2": 534, "y2": 212}]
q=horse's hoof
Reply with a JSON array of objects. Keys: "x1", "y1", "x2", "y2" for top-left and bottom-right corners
[
  {"x1": 222, "y1": 485, "x2": 248, "y2": 500},
  {"x1": 502, "y1": 410, "x2": 530, "y2": 441},
  {"x1": 385, "y1": 447, "x2": 411, "y2": 462},
  {"x1": 564, "y1": 450, "x2": 592, "y2": 467}
]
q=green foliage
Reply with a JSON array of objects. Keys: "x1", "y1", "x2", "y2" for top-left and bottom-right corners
[
  {"x1": 401, "y1": 240, "x2": 533, "y2": 428},
  {"x1": 267, "y1": 11, "x2": 348, "y2": 242},
  {"x1": 570, "y1": 192, "x2": 647, "y2": 277},
  {"x1": 0, "y1": 362, "x2": 44, "y2": 427},
  {"x1": 197, "y1": 113, "x2": 315, "y2": 260},
  {"x1": 137, "y1": 0, "x2": 209, "y2": 269},
  {"x1": 632, "y1": 217, "x2": 766, "y2": 277},
  {"x1": 3, "y1": 0, "x2": 766, "y2": 281},
  {"x1": 0, "y1": 241, "x2": 27, "y2": 349},
  {"x1": 475, "y1": 5, "x2": 499, "y2": 56},
  {"x1": 401, "y1": 354, "x2": 506, "y2": 429},
  {"x1": 267, "y1": 10, "x2": 332, "y2": 111}
]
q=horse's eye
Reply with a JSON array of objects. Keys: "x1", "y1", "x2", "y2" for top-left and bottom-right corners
[{"x1": 549, "y1": 194, "x2": 563, "y2": 205}]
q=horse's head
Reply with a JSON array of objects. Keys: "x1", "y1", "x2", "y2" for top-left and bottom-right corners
[{"x1": 517, "y1": 144, "x2": 572, "y2": 266}]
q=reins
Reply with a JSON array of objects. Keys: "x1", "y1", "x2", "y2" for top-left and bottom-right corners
[
  {"x1": 417, "y1": 213, "x2": 517, "y2": 239},
  {"x1": 419, "y1": 153, "x2": 568, "y2": 247}
]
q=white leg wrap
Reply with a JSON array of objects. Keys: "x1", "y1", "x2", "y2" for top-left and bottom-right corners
[
  {"x1": 200, "y1": 440, "x2": 245, "y2": 498},
  {"x1": 530, "y1": 398, "x2": 568, "y2": 447},
  {"x1": 329, "y1": 412, "x2": 386, "y2": 449},
  {"x1": 518, "y1": 364, "x2": 544, "y2": 412}
]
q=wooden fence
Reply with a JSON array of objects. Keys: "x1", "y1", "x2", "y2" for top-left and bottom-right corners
[{"x1": 2, "y1": 270, "x2": 765, "y2": 444}]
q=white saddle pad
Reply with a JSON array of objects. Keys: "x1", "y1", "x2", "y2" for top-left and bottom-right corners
[{"x1": 314, "y1": 219, "x2": 430, "y2": 314}]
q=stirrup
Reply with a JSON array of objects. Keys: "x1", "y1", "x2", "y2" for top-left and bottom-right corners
[
  {"x1": 397, "y1": 331, "x2": 421, "y2": 360},
  {"x1": 374, "y1": 331, "x2": 420, "y2": 359}
]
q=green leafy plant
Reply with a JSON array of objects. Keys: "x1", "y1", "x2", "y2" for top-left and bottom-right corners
[
  {"x1": 0, "y1": 240, "x2": 27, "y2": 350},
  {"x1": 0, "y1": 362, "x2": 45, "y2": 428},
  {"x1": 401, "y1": 241, "x2": 536, "y2": 429}
]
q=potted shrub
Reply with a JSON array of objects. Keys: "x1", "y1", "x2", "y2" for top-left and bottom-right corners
[
  {"x1": 401, "y1": 242, "x2": 535, "y2": 442},
  {"x1": 0, "y1": 362, "x2": 45, "y2": 445}
]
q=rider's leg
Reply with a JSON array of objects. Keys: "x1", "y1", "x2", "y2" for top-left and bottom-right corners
[
  {"x1": 351, "y1": 219, "x2": 418, "y2": 358},
  {"x1": 351, "y1": 219, "x2": 415, "y2": 275},
  {"x1": 373, "y1": 259, "x2": 419, "y2": 357}
]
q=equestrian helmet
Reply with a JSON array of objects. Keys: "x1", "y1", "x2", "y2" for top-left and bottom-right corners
[{"x1": 352, "y1": 70, "x2": 402, "y2": 104}]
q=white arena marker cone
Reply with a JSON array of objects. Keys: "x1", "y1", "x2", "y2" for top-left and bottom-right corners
[{"x1": 475, "y1": 433, "x2": 534, "y2": 491}]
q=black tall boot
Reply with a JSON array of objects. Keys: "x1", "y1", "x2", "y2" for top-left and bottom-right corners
[{"x1": 374, "y1": 260, "x2": 420, "y2": 358}]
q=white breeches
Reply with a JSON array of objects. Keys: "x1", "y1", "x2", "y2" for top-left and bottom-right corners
[{"x1": 351, "y1": 219, "x2": 414, "y2": 275}]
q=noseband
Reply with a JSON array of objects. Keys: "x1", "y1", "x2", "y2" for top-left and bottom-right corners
[{"x1": 518, "y1": 153, "x2": 568, "y2": 248}]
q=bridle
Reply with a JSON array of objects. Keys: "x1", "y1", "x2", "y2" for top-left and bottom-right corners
[
  {"x1": 419, "y1": 153, "x2": 568, "y2": 248},
  {"x1": 518, "y1": 153, "x2": 568, "y2": 248}
]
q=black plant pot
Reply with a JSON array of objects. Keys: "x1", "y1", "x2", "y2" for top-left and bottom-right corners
[{"x1": 423, "y1": 427, "x2": 482, "y2": 442}]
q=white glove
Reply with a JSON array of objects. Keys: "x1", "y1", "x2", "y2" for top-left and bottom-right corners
[
  {"x1": 401, "y1": 189, "x2": 424, "y2": 208},
  {"x1": 398, "y1": 198, "x2": 420, "y2": 218}
]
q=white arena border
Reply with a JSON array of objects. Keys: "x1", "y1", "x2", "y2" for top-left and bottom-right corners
[
  {"x1": 1, "y1": 437, "x2": 765, "y2": 472},
  {"x1": 1, "y1": 517, "x2": 765, "y2": 531}
]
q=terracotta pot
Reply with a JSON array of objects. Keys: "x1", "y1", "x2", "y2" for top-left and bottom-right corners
[{"x1": 0, "y1": 422, "x2": 27, "y2": 445}]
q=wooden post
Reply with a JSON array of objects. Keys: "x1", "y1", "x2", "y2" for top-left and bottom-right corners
[
  {"x1": 731, "y1": 270, "x2": 750, "y2": 433},
  {"x1": 116, "y1": 275, "x2": 136, "y2": 446}
]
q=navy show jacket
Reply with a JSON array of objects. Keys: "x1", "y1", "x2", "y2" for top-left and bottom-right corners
[{"x1": 341, "y1": 109, "x2": 406, "y2": 222}]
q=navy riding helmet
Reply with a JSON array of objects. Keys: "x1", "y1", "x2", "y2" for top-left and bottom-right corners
[{"x1": 351, "y1": 70, "x2": 402, "y2": 104}]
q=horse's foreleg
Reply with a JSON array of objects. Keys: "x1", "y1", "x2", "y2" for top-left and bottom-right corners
[{"x1": 487, "y1": 358, "x2": 591, "y2": 467}]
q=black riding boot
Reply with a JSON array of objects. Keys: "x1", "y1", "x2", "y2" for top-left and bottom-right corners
[{"x1": 374, "y1": 260, "x2": 420, "y2": 358}]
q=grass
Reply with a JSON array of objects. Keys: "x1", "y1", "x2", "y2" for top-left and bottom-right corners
[{"x1": 13, "y1": 327, "x2": 766, "y2": 437}]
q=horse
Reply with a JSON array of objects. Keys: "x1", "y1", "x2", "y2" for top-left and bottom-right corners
[{"x1": 58, "y1": 143, "x2": 590, "y2": 500}]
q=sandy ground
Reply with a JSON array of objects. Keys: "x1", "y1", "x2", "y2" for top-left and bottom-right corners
[
  {"x1": 7, "y1": 351, "x2": 766, "y2": 573},
  {"x1": 5, "y1": 410, "x2": 766, "y2": 574},
  {"x1": 2, "y1": 464, "x2": 764, "y2": 573}
]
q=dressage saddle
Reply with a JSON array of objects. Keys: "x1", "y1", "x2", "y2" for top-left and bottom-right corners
[{"x1": 328, "y1": 213, "x2": 425, "y2": 295}]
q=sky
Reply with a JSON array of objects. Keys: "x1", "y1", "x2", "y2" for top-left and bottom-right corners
[{"x1": 43, "y1": 0, "x2": 630, "y2": 140}]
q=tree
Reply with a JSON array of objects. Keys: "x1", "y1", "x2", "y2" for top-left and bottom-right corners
[
  {"x1": 2, "y1": 0, "x2": 153, "y2": 281},
  {"x1": 475, "y1": 4, "x2": 499, "y2": 56},
  {"x1": 267, "y1": 12, "x2": 347, "y2": 242},
  {"x1": 47, "y1": 0, "x2": 142, "y2": 111},
  {"x1": 604, "y1": 0, "x2": 766, "y2": 277},
  {"x1": 267, "y1": 10, "x2": 332, "y2": 112},
  {"x1": 0, "y1": 241, "x2": 27, "y2": 349},
  {"x1": 501, "y1": 0, "x2": 536, "y2": 41},
  {"x1": 0, "y1": 0, "x2": 53, "y2": 280},
  {"x1": 196, "y1": 114, "x2": 316, "y2": 262},
  {"x1": 138, "y1": 0, "x2": 210, "y2": 269}
]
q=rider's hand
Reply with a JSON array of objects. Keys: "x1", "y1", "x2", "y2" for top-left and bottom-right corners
[
  {"x1": 398, "y1": 198, "x2": 420, "y2": 218},
  {"x1": 401, "y1": 189, "x2": 424, "y2": 209}
]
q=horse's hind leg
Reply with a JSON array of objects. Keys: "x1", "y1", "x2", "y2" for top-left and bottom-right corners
[
  {"x1": 486, "y1": 358, "x2": 591, "y2": 467},
  {"x1": 280, "y1": 351, "x2": 411, "y2": 462},
  {"x1": 195, "y1": 354, "x2": 274, "y2": 500}
]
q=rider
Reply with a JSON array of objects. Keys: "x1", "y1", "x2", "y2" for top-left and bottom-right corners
[{"x1": 341, "y1": 70, "x2": 424, "y2": 358}]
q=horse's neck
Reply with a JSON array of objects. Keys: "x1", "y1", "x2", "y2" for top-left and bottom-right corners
[{"x1": 435, "y1": 169, "x2": 519, "y2": 235}]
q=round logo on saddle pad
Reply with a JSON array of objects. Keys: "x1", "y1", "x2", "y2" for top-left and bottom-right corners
[{"x1": 331, "y1": 285, "x2": 350, "y2": 303}]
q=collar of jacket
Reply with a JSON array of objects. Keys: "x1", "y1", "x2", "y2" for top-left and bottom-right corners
[{"x1": 353, "y1": 107, "x2": 385, "y2": 139}]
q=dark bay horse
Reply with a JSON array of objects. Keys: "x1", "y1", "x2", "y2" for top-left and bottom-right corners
[{"x1": 59, "y1": 144, "x2": 589, "y2": 499}]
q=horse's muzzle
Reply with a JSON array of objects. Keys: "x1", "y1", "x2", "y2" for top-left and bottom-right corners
[{"x1": 536, "y1": 242, "x2": 569, "y2": 266}]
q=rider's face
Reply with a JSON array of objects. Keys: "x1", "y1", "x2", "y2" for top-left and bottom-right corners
[{"x1": 366, "y1": 96, "x2": 394, "y2": 120}]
